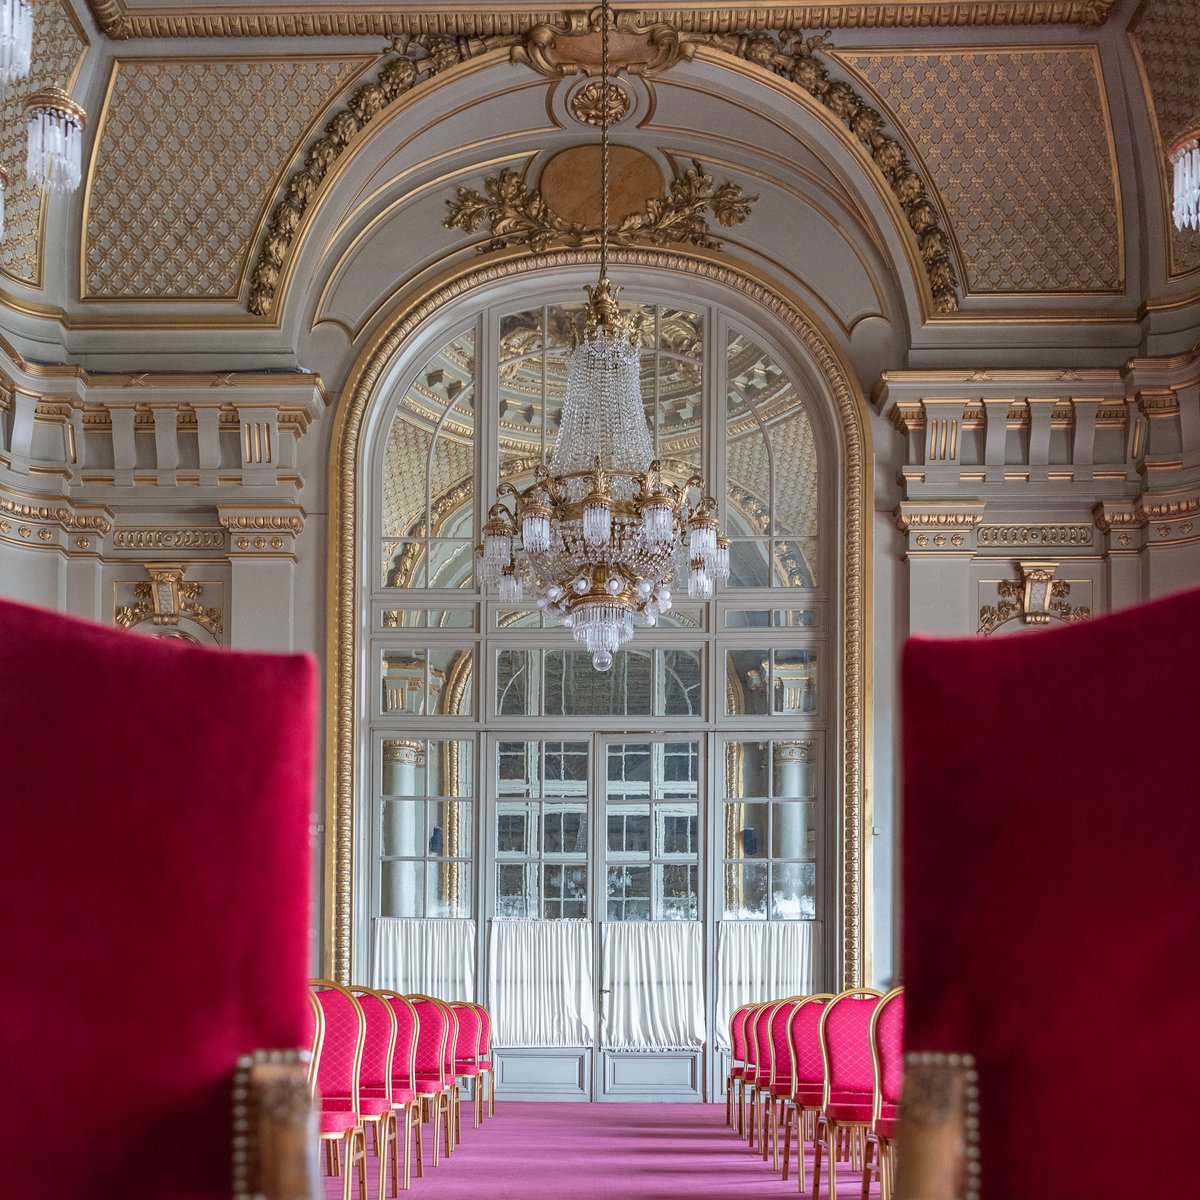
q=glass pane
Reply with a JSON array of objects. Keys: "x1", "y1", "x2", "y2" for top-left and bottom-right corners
[
  {"x1": 724, "y1": 862, "x2": 768, "y2": 919},
  {"x1": 607, "y1": 743, "x2": 651, "y2": 800},
  {"x1": 382, "y1": 608, "x2": 475, "y2": 630},
  {"x1": 427, "y1": 862, "x2": 472, "y2": 917},
  {"x1": 772, "y1": 802, "x2": 815, "y2": 860},
  {"x1": 727, "y1": 540, "x2": 770, "y2": 587},
  {"x1": 382, "y1": 650, "x2": 426, "y2": 714},
  {"x1": 658, "y1": 864, "x2": 699, "y2": 920},
  {"x1": 725, "y1": 649, "x2": 771, "y2": 716},
  {"x1": 382, "y1": 740, "x2": 427, "y2": 796},
  {"x1": 607, "y1": 865, "x2": 651, "y2": 921},
  {"x1": 660, "y1": 742, "x2": 699, "y2": 798},
  {"x1": 544, "y1": 650, "x2": 654, "y2": 716},
  {"x1": 774, "y1": 539, "x2": 818, "y2": 588},
  {"x1": 543, "y1": 803, "x2": 588, "y2": 856},
  {"x1": 430, "y1": 799, "x2": 473, "y2": 858},
  {"x1": 496, "y1": 862, "x2": 538, "y2": 918},
  {"x1": 723, "y1": 741, "x2": 769, "y2": 798},
  {"x1": 426, "y1": 540, "x2": 475, "y2": 589},
  {"x1": 774, "y1": 740, "x2": 816, "y2": 799},
  {"x1": 724, "y1": 608, "x2": 818, "y2": 628},
  {"x1": 496, "y1": 801, "x2": 537, "y2": 856},
  {"x1": 381, "y1": 860, "x2": 422, "y2": 918},
  {"x1": 383, "y1": 539, "x2": 426, "y2": 589},
  {"x1": 607, "y1": 804, "x2": 651, "y2": 856},
  {"x1": 773, "y1": 649, "x2": 817, "y2": 715},
  {"x1": 544, "y1": 741, "x2": 588, "y2": 796},
  {"x1": 381, "y1": 648, "x2": 473, "y2": 716},
  {"x1": 382, "y1": 798, "x2": 426, "y2": 858},
  {"x1": 543, "y1": 863, "x2": 587, "y2": 918},
  {"x1": 498, "y1": 741, "x2": 540, "y2": 797},
  {"x1": 656, "y1": 805, "x2": 699, "y2": 858},
  {"x1": 771, "y1": 862, "x2": 816, "y2": 920},
  {"x1": 657, "y1": 650, "x2": 702, "y2": 716},
  {"x1": 726, "y1": 801, "x2": 767, "y2": 858},
  {"x1": 496, "y1": 649, "x2": 538, "y2": 716}
]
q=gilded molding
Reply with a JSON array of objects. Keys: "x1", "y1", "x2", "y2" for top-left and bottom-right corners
[
  {"x1": 115, "y1": 571, "x2": 224, "y2": 638},
  {"x1": 218, "y1": 509, "x2": 306, "y2": 535},
  {"x1": 0, "y1": 493, "x2": 113, "y2": 534},
  {"x1": 977, "y1": 563, "x2": 1089, "y2": 635},
  {"x1": 85, "y1": 3, "x2": 1116, "y2": 41},
  {"x1": 693, "y1": 30, "x2": 959, "y2": 312},
  {"x1": 894, "y1": 1052, "x2": 980, "y2": 1200},
  {"x1": 976, "y1": 523, "x2": 1093, "y2": 547},
  {"x1": 443, "y1": 160, "x2": 757, "y2": 254},
  {"x1": 512, "y1": 10, "x2": 694, "y2": 77},
  {"x1": 895, "y1": 506, "x2": 984, "y2": 531},
  {"x1": 112, "y1": 527, "x2": 226, "y2": 550},
  {"x1": 326, "y1": 247, "x2": 871, "y2": 986}
]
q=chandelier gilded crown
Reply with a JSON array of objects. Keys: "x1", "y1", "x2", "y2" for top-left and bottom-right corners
[{"x1": 476, "y1": 0, "x2": 728, "y2": 672}]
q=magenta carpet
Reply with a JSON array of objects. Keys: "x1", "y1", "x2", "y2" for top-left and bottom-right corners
[{"x1": 323, "y1": 1103, "x2": 880, "y2": 1199}]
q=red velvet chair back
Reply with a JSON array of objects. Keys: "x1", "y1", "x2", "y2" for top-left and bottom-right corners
[
  {"x1": 312, "y1": 983, "x2": 365, "y2": 1107},
  {"x1": 902, "y1": 589, "x2": 1200, "y2": 1199},
  {"x1": 449, "y1": 1002, "x2": 482, "y2": 1063},
  {"x1": 305, "y1": 990, "x2": 324, "y2": 1100},
  {"x1": 476, "y1": 1004, "x2": 492, "y2": 1057},
  {"x1": 754, "y1": 998, "x2": 777, "y2": 1083},
  {"x1": 787, "y1": 995, "x2": 830, "y2": 1087},
  {"x1": 820, "y1": 991, "x2": 882, "y2": 1099},
  {"x1": 870, "y1": 987, "x2": 904, "y2": 1111},
  {"x1": 350, "y1": 987, "x2": 397, "y2": 1096},
  {"x1": 743, "y1": 1004, "x2": 767, "y2": 1073},
  {"x1": 409, "y1": 996, "x2": 451, "y2": 1086},
  {"x1": 729, "y1": 1003, "x2": 752, "y2": 1065},
  {"x1": 0, "y1": 599, "x2": 317, "y2": 1198},
  {"x1": 768, "y1": 998, "x2": 800, "y2": 1086},
  {"x1": 381, "y1": 992, "x2": 420, "y2": 1093}
]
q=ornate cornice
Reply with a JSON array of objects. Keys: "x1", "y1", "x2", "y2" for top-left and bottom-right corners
[{"x1": 85, "y1": 2, "x2": 1115, "y2": 41}]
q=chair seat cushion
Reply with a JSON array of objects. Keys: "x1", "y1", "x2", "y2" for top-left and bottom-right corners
[
  {"x1": 874, "y1": 1115, "x2": 900, "y2": 1140},
  {"x1": 477, "y1": 1059, "x2": 492, "y2": 1070},
  {"x1": 792, "y1": 1084, "x2": 824, "y2": 1106},
  {"x1": 455, "y1": 1061, "x2": 480, "y2": 1075},
  {"x1": 413, "y1": 1077, "x2": 446, "y2": 1094},
  {"x1": 320, "y1": 1110, "x2": 361, "y2": 1135},
  {"x1": 391, "y1": 1087, "x2": 416, "y2": 1106},
  {"x1": 825, "y1": 1097, "x2": 874, "y2": 1123}
]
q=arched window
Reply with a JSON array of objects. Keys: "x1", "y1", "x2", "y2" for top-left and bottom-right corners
[{"x1": 361, "y1": 279, "x2": 837, "y2": 1100}]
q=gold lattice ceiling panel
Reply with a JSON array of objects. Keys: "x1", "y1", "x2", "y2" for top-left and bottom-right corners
[
  {"x1": 82, "y1": 56, "x2": 370, "y2": 301},
  {"x1": 0, "y1": 0, "x2": 86, "y2": 288},
  {"x1": 838, "y1": 48, "x2": 1122, "y2": 295},
  {"x1": 1129, "y1": 0, "x2": 1200, "y2": 277}
]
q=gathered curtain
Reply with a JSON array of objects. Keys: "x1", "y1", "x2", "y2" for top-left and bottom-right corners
[
  {"x1": 487, "y1": 918, "x2": 595, "y2": 1048},
  {"x1": 601, "y1": 921, "x2": 706, "y2": 1052},
  {"x1": 714, "y1": 920, "x2": 819, "y2": 1049},
  {"x1": 372, "y1": 917, "x2": 477, "y2": 1000}
]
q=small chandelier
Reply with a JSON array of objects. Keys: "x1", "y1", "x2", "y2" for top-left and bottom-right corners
[
  {"x1": 476, "y1": 0, "x2": 728, "y2": 671},
  {"x1": 1170, "y1": 127, "x2": 1200, "y2": 231},
  {"x1": 0, "y1": 0, "x2": 33, "y2": 89},
  {"x1": 25, "y1": 86, "x2": 86, "y2": 194}
]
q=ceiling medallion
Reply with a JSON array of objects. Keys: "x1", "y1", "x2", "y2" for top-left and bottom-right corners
[
  {"x1": 570, "y1": 79, "x2": 629, "y2": 126},
  {"x1": 476, "y1": 0, "x2": 728, "y2": 672}
]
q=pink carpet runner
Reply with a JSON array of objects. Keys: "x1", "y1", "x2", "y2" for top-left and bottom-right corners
[{"x1": 323, "y1": 1103, "x2": 880, "y2": 1199}]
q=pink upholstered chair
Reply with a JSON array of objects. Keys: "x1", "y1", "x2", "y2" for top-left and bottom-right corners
[
  {"x1": 0, "y1": 599, "x2": 319, "y2": 1199},
  {"x1": 308, "y1": 986, "x2": 368, "y2": 1200},
  {"x1": 740, "y1": 1002, "x2": 770, "y2": 1145},
  {"x1": 781, "y1": 994, "x2": 833, "y2": 1191},
  {"x1": 375, "y1": 991, "x2": 424, "y2": 1190},
  {"x1": 404, "y1": 994, "x2": 458, "y2": 1164},
  {"x1": 749, "y1": 998, "x2": 784, "y2": 1156},
  {"x1": 347, "y1": 986, "x2": 402, "y2": 1197},
  {"x1": 811, "y1": 988, "x2": 884, "y2": 1200},
  {"x1": 474, "y1": 1002, "x2": 496, "y2": 1118},
  {"x1": 449, "y1": 1001, "x2": 488, "y2": 1128},
  {"x1": 761, "y1": 997, "x2": 803, "y2": 1170},
  {"x1": 726, "y1": 1003, "x2": 754, "y2": 1128},
  {"x1": 861, "y1": 987, "x2": 904, "y2": 1200}
]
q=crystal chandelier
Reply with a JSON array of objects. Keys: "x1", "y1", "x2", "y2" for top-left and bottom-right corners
[
  {"x1": 25, "y1": 86, "x2": 86, "y2": 193},
  {"x1": 476, "y1": 0, "x2": 728, "y2": 671},
  {"x1": 0, "y1": 0, "x2": 33, "y2": 89},
  {"x1": 1170, "y1": 127, "x2": 1200, "y2": 231}
]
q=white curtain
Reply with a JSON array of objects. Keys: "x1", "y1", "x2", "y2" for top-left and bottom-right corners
[
  {"x1": 371, "y1": 917, "x2": 476, "y2": 1000},
  {"x1": 714, "y1": 921, "x2": 819, "y2": 1049},
  {"x1": 487, "y1": 918, "x2": 595, "y2": 1048},
  {"x1": 601, "y1": 921, "x2": 706, "y2": 1052}
]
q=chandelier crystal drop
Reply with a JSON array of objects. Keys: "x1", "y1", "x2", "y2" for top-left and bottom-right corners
[
  {"x1": 1171, "y1": 129, "x2": 1200, "y2": 231},
  {"x1": 25, "y1": 87, "x2": 86, "y2": 194},
  {"x1": 476, "y1": 0, "x2": 727, "y2": 671},
  {"x1": 0, "y1": 168, "x2": 8, "y2": 243},
  {"x1": 0, "y1": 0, "x2": 32, "y2": 89}
]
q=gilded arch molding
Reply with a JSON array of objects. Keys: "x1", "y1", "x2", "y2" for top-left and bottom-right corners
[
  {"x1": 247, "y1": 15, "x2": 958, "y2": 320},
  {"x1": 325, "y1": 246, "x2": 873, "y2": 988}
]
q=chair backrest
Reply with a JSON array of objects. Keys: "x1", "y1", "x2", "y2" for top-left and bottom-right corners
[
  {"x1": 449, "y1": 1002, "x2": 482, "y2": 1062},
  {"x1": 311, "y1": 980, "x2": 365, "y2": 1109},
  {"x1": 475, "y1": 1003, "x2": 492, "y2": 1057},
  {"x1": 870, "y1": 987, "x2": 905, "y2": 1117},
  {"x1": 350, "y1": 987, "x2": 398, "y2": 1100},
  {"x1": 820, "y1": 988, "x2": 884, "y2": 1103},
  {"x1": 729, "y1": 1003, "x2": 753, "y2": 1065},
  {"x1": 305, "y1": 990, "x2": 324, "y2": 1101},
  {"x1": 378, "y1": 990, "x2": 420, "y2": 1093},
  {"x1": 407, "y1": 995, "x2": 452, "y2": 1086},
  {"x1": 755, "y1": 998, "x2": 782, "y2": 1080},
  {"x1": 786, "y1": 994, "x2": 832, "y2": 1088},
  {"x1": 768, "y1": 997, "x2": 803, "y2": 1086},
  {"x1": 743, "y1": 1003, "x2": 768, "y2": 1072}
]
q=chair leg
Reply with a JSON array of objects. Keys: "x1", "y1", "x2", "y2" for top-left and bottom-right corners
[
  {"x1": 861, "y1": 1137, "x2": 874, "y2": 1200},
  {"x1": 828, "y1": 1122, "x2": 840, "y2": 1200},
  {"x1": 414, "y1": 1106, "x2": 425, "y2": 1179}
]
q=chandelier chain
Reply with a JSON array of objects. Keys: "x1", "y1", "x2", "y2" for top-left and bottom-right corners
[{"x1": 600, "y1": 0, "x2": 610, "y2": 280}]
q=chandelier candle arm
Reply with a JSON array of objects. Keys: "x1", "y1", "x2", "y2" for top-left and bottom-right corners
[
  {"x1": 25, "y1": 87, "x2": 87, "y2": 194},
  {"x1": 475, "y1": 0, "x2": 727, "y2": 671},
  {"x1": 1170, "y1": 129, "x2": 1200, "y2": 232},
  {"x1": 0, "y1": 0, "x2": 32, "y2": 89}
]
